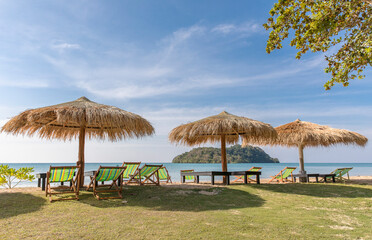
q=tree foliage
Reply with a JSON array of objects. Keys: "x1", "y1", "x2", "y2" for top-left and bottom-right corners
[
  {"x1": 264, "y1": 0, "x2": 372, "y2": 90},
  {"x1": 172, "y1": 145, "x2": 279, "y2": 163},
  {"x1": 0, "y1": 165, "x2": 35, "y2": 189}
]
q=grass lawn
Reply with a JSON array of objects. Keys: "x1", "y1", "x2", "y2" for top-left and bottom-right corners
[{"x1": 1, "y1": 183, "x2": 371, "y2": 240}]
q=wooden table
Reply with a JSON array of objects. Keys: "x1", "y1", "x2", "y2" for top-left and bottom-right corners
[
  {"x1": 318, "y1": 173, "x2": 336, "y2": 183},
  {"x1": 181, "y1": 171, "x2": 232, "y2": 185},
  {"x1": 293, "y1": 173, "x2": 336, "y2": 183},
  {"x1": 180, "y1": 171, "x2": 261, "y2": 185},
  {"x1": 293, "y1": 173, "x2": 320, "y2": 183},
  {"x1": 230, "y1": 171, "x2": 261, "y2": 184}
]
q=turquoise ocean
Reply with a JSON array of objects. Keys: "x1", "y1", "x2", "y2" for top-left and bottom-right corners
[{"x1": 2, "y1": 162, "x2": 372, "y2": 188}]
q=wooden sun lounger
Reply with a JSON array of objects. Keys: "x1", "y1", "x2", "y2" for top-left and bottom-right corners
[
  {"x1": 155, "y1": 166, "x2": 172, "y2": 183},
  {"x1": 87, "y1": 166, "x2": 126, "y2": 200},
  {"x1": 268, "y1": 167, "x2": 296, "y2": 183},
  {"x1": 121, "y1": 162, "x2": 141, "y2": 181},
  {"x1": 127, "y1": 164, "x2": 163, "y2": 185},
  {"x1": 319, "y1": 167, "x2": 352, "y2": 182},
  {"x1": 45, "y1": 166, "x2": 80, "y2": 202}
]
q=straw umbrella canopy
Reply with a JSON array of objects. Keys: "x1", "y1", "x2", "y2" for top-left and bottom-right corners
[
  {"x1": 245, "y1": 119, "x2": 368, "y2": 179},
  {"x1": 169, "y1": 111, "x2": 277, "y2": 181},
  {"x1": 1, "y1": 97, "x2": 155, "y2": 186}
]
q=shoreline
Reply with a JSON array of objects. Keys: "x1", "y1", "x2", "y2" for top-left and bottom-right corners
[{"x1": 1, "y1": 176, "x2": 372, "y2": 191}]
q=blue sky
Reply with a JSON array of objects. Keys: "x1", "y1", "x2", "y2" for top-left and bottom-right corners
[{"x1": 0, "y1": 0, "x2": 371, "y2": 163}]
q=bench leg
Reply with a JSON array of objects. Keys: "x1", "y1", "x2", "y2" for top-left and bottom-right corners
[
  {"x1": 196, "y1": 176, "x2": 200, "y2": 183},
  {"x1": 316, "y1": 176, "x2": 319, "y2": 183},
  {"x1": 244, "y1": 174, "x2": 248, "y2": 184},
  {"x1": 211, "y1": 176, "x2": 215, "y2": 185},
  {"x1": 182, "y1": 176, "x2": 185, "y2": 183},
  {"x1": 294, "y1": 177, "x2": 296, "y2": 182},
  {"x1": 227, "y1": 176, "x2": 230, "y2": 185},
  {"x1": 38, "y1": 178, "x2": 41, "y2": 188},
  {"x1": 332, "y1": 176, "x2": 335, "y2": 183},
  {"x1": 257, "y1": 175, "x2": 260, "y2": 184}
]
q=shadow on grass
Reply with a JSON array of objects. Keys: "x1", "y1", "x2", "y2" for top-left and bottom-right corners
[
  {"x1": 79, "y1": 185, "x2": 265, "y2": 211},
  {"x1": 0, "y1": 192, "x2": 46, "y2": 219},
  {"x1": 250, "y1": 183, "x2": 372, "y2": 198}
]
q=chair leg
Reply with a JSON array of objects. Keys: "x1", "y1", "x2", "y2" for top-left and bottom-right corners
[
  {"x1": 45, "y1": 180, "x2": 49, "y2": 197},
  {"x1": 87, "y1": 176, "x2": 95, "y2": 191},
  {"x1": 71, "y1": 180, "x2": 79, "y2": 200},
  {"x1": 93, "y1": 179, "x2": 99, "y2": 200},
  {"x1": 268, "y1": 176, "x2": 275, "y2": 183}
]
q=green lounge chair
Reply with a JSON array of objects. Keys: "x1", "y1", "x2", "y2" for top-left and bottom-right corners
[
  {"x1": 322, "y1": 167, "x2": 353, "y2": 182},
  {"x1": 108, "y1": 162, "x2": 141, "y2": 188},
  {"x1": 269, "y1": 167, "x2": 296, "y2": 183},
  {"x1": 45, "y1": 166, "x2": 80, "y2": 202},
  {"x1": 127, "y1": 164, "x2": 163, "y2": 185},
  {"x1": 122, "y1": 162, "x2": 141, "y2": 183},
  {"x1": 87, "y1": 166, "x2": 126, "y2": 200},
  {"x1": 231, "y1": 167, "x2": 262, "y2": 183},
  {"x1": 155, "y1": 166, "x2": 172, "y2": 183},
  {"x1": 180, "y1": 170, "x2": 196, "y2": 183}
]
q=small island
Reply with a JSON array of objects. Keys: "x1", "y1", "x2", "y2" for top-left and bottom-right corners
[{"x1": 172, "y1": 145, "x2": 279, "y2": 163}]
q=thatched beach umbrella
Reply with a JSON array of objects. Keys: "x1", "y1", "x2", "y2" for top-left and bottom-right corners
[
  {"x1": 1, "y1": 97, "x2": 154, "y2": 186},
  {"x1": 245, "y1": 119, "x2": 368, "y2": 181},
  {"x1": 169, "y1": 111, "x2": 277, "y2": 182}
]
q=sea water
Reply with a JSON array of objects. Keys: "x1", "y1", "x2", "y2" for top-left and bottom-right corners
[{"x1": 1, "y1": 162, "x2": 372, "y2": 188}]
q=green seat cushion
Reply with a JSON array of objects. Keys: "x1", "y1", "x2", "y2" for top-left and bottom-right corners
[
  {"x1": 96, "y1": 168, "x2": 122, "y2": 182},
  {"x1": 49, "y1": 168, "x2": 76, "y2": 182},
  {"x1": 123, "y1": 164, "x2": 140, "y2": 178}
]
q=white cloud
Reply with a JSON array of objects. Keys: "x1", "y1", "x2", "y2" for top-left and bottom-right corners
[
  {"x1": 42, "y1": 22, "x2": 328, "y2": 100},
  {"x1": 211, "y1": 22, "x2": 261, "y2": 35},
  {"x1": 131, "y1": 103, "x2": 372, "y2": 138},
  {"x1": 52, "y1": 43, "x2": 81, "y2": 50},
  {"x1": 169, "y1": 25, "x2": 205, "y2": 44}
]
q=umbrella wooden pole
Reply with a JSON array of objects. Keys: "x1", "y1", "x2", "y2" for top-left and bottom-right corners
[
  {"x1": 221, "y1": 134, "x2": 227, "y2": 184},
  {"x1": 298, "y1": 144, "x2": 307, "y2": 182},
  {"x1": 78, "y1": 126, "x2": 86, "y2": 187}
]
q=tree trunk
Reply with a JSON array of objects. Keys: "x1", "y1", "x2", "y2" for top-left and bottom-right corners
[
  {"x1": 221, "y1": 134, "x2": 227, "y2": 184},
  {"x1": 298, "y1": 144, "x2": 307, "y2": 182},
  {"x1": 77, "y1": 126, "x2": 86, "y2": 187}
]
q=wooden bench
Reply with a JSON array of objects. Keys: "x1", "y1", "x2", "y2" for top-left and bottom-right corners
[
  {"x1": 293, "y1": 173, "x2": 320, "y2": 183},
  {"x1": 230, "y1": 171, "x2": 261, "y2": 184},
  {"x1": 293, "y1": 173, "x2": 336, "y2": 183},
  {"x1": 318, "y1": 173, "x2": 336, "y2": 183},
  {"x1": 180, "y1": 171, "x2": 261, "y2": 185},
  {"x1": 181, "y1": 171, "x2": 231, "y2": 185}
]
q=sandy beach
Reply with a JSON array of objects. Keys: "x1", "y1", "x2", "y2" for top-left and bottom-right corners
[{"x1": 347, "y1": 176, "x2": 372, "y2": 185}]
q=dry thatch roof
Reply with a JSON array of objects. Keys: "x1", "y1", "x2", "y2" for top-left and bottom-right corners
[
  {"x1": 249, "y1": 119, "x2": 368, "y2": 148},
  {"x1": 169, "y1": 111, "x2": 277, "y2": 146},
  {"x1": 1, "y1": 97, "x2": 155, "y2": 141}
]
